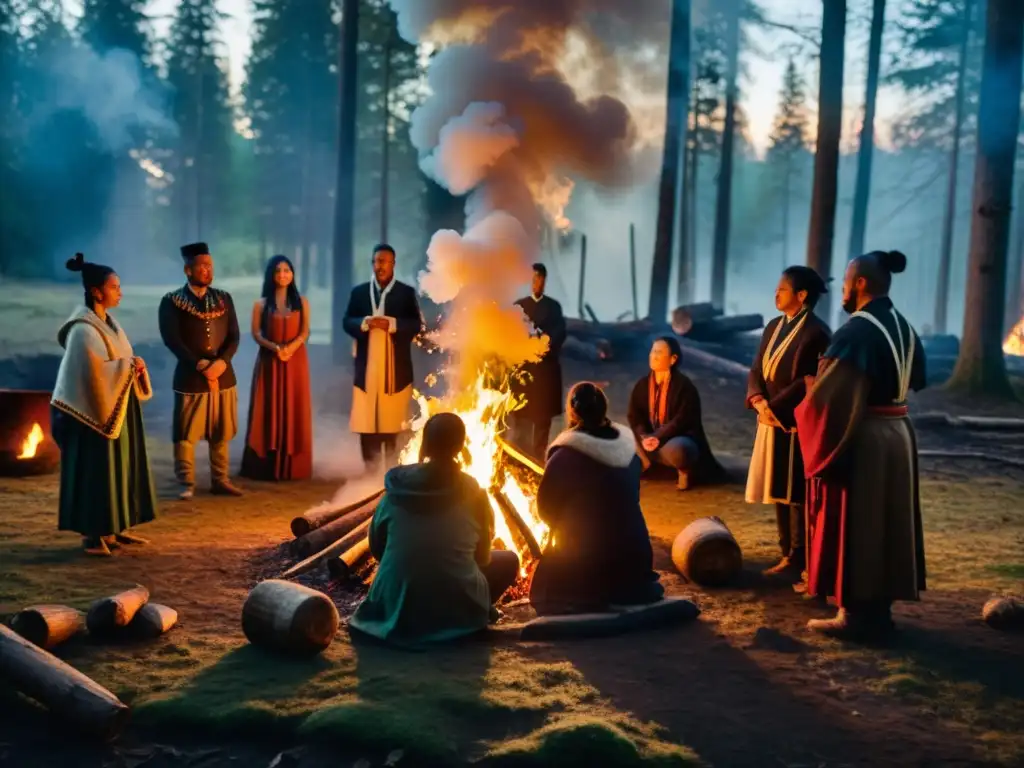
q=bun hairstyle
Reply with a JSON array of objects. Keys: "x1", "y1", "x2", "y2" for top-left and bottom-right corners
[
  {"x1": 781, "y1": 265, "x2": 829, "y2": 309},
  {"x1": 855, "y1": 249, "x2": 909, "y2": 294},
  {"x1": 66, "y1": 252, "x2": 115, "y2": 309},
  {"x1": 566, "y1": 381, "x2": 610, "y2": 431},
  {"x1": 877, "y1": 250, "x2": 907, "y2": 274}
]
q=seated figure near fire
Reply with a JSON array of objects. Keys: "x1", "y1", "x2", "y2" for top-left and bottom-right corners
[
  {"x1": 529, "y1": 382, "x2": 664, "y2": 616},
  {"x1": 349, "y1": 413, "x2": 520, "y2": 648},
  {"x1": 628, "y1": 336, "x2": 725, "y2": 490},
  {"x1": 50, "y1": 253, "x2": 158, "y2": 557}
]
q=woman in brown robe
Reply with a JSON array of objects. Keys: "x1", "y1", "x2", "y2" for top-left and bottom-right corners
[
  {"x1": 745, "y1": 266, "x2": 831, "y2": 579},
  {"x1": 240, "y1": 255, "x2": 312, "y2": 480}
]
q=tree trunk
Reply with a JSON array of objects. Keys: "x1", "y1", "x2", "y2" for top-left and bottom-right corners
[
  {"x1": 675, "y1": 111, "x2": 696, "y2": 305},
  {"x1": 934, "y1": 0, "x2": 975, "y2": 335},
  {"x1": 846, "y1": 0, "x2": 886, "y2": 261},
  {"x1": 804, "y1": 0, "x2": 847, "y2": 323},
  {"x1": 1003, "y1": 176, "x2": 1024, "y2": 334},
  {"x1": 781, "y1": 160, "x2": 791, "y2": 269},
  {"x1": 380, "y1": 26, "x2": 392, "y2": 244},
  {"x1": 710, "y1": 0, "x2": 741, "y2": 310},
  {"x1": 332, "y1": 0, "x2": 360, "y2": 363},
  {"x1": 687, "y1": 108, "x2": 699, "y2": 297},
  {"x1": 947, "y1": 0, "x2": 1023, "y2": 397},
  {"x1": 647, "y1": 0, "x2": 691, "y2": 322}
]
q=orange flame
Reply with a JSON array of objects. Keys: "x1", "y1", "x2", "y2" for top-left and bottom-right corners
[
  {"x1": 1003, "y1": 317, "x2": 1024, "y2": 357},
  {"x1": 18, "y1": 423, "x2": 44, "y2": 460},
  {"x1": 400, "y1": 372, "x2": 550, "y2": 575}
]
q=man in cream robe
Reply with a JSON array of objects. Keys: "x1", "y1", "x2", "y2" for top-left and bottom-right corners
[{"x1": 343, "y1": 244, "x2": 423, "y2": 468}]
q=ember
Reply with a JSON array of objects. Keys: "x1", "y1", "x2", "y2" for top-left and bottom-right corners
[
  {"x1": 1003, "y1": 317, "x2": 1024, "y2": 356},
  {"x1": 18, "y1": 424, "x2": 44, "y2": 460}
]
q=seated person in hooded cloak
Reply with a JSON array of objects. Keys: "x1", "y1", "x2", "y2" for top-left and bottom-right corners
[{"x1": 529, "y1": 382, "x2": 664, "y2": 616}]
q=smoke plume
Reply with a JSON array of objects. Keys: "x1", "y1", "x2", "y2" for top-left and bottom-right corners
[{"x1": 387, "y1": 0, "x2": 664, "y2": 385}]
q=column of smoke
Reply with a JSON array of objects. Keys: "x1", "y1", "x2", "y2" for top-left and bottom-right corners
[{"x1": 386, "y1": 0, "x2": 666, "y2": 390}]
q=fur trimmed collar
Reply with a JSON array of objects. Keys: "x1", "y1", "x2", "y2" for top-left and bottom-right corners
[{"x1": 547, "y1": 422, "x2": 636, "y2": 468}]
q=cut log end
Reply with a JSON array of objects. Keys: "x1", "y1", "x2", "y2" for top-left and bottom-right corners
[
  {"x1": 982, "y1": 596, "x2": 1024, "y2": 631},
  {"x1": 671, "y1": 517, "x2": 743, "y2": 587},
  {"x1": 11, "y1": 605, "x2": 85, "y2": 649},
  {"x1": 327, "y1": 537, "x2": 372, "y2": 581},
  {"x1": 86, "y1": 585, "x2": 150, "y2": 637},
  {"x1": 242, "y1": 580, "x2": 339, "y2": 656},
  {"x1": 128, "y1": 603, "x2": 178, "y2": 639}
]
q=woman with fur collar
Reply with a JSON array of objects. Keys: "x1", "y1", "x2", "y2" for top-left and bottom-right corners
[
  {"x1": 51, "y1": 254, "x2": 158, "y2": 556},
  {"x1": 529, "y1": 382, "x2": 664, "y2": 616}
]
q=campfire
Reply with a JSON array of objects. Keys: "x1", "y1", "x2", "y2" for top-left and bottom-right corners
[
  {"x1": 1003, "y1": 317, "x2": 1024, "y2": 356},
  {"x1": 0, "y1": 390, "x2": 59, "y2": 477},
  {"x1": 400, "y1": 372, "x2": 550, "y2": 574}
]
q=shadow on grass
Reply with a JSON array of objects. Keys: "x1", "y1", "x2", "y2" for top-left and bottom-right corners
[
  {"x1": 133, "y1": 644, "x2": 331, "y2": 739},
  {"x1": 0, "y1": 542, "x2": 87, "y2": 567}
]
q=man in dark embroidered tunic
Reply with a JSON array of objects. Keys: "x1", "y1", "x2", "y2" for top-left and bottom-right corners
[
  {"x1": 343, "y1": 244, "x2": 423, "y2": 469},
  {"x1": 158, "y1": 242, "x2": 243, "y2": 500},
  {"x1": 511, "y1": 263, "x2": 567, "y2": 463},
  {"x1": 795, "y1": 250, "x2": 927, "y2": 639}
]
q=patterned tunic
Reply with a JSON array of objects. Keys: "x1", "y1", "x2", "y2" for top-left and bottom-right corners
[{"x1": 158, "y1": 285, "x2": 241, "y2": 393}]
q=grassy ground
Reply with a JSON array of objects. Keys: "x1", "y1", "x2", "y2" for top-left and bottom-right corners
[
  {"x1": 1, "y1": 356, "x2": 1023, "y2": 767},
  {"x1": 1, "y1": 282, "x2": 1023, "y2": 765}
]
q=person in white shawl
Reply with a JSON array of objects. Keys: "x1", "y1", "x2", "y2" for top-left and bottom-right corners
[{"x1": 51, "y1": 253, "x2": 158, "y2": 557}]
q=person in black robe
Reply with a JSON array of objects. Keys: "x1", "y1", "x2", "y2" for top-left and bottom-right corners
[
  {"x1": 510, "y1": 263, "x2": 566, "y2": 463},
  {"x1": 530, "y1": 382, "x2": 664, "y2": 615},
  {"x1": 158, "y1": 242, "x2": 243, "y2": 500},
  {"x1": 745, "y1": 266, "x2": 832, "y2": 580},
  {"x1": 627, "y1": 336, "x2": 725, "y2": 490},
  {"x1": 796, "y1": 250, "x2": 927, "y2": 638},
  {"x1": 343, "y1": 244, "x2": 423, "y2": 469}
]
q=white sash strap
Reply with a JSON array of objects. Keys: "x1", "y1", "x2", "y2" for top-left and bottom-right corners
[
  {"x1": 850, "y1": 308, "x2": 914, "y2": 402},
  {"x1": 762, "y1": 312, "x2": 808, "y2": 382},
  {"x1": 370, "y1": 278, "x2": 396, "y2": 317}
]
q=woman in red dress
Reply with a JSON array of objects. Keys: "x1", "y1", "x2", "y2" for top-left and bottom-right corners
[{"x1": 240, "y1": 255, "x2": 312, "y2": 480}]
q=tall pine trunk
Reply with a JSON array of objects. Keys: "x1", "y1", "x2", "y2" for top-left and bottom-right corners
[
  {"x1": 332, "y1": 0, "x2": 360, "y2": 362},
  {"x1": 379, "y1": 26, "x2": 392, "y2": 244},
  {"x1": 1005, "y1": 177, "x2": 1024, "y2": 334},
  {"x1": 675, "y1": 125, "x2": 695, "y2": 305},
  {"x1": 647, "y1": 0, "x2": 691, "y2": 322},
  {"x1": 805, "y1": 0, "x2": 846, "y2": 322},
  {"x1": 710, "y1": 0, "x2": 741, "y2": 310},
  {"x1": 781, "y1": 160, "x2": 791, "y2": 269},
  {"x1": 946, "y1": 0, "x2": 1023, "y2": 396},
  {"x1": 846, "y1": 0, "x2": 885, "y2": 261},
  {"x1": 933, "y1": 0, "x2": 975, "y2": 335}
]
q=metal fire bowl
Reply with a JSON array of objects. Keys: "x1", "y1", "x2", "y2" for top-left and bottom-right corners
[{"x1": 0, "y1": 389, "x2": 60, "y2": 477}]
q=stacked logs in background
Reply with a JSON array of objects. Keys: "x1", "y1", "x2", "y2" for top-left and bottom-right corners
[
  {"x1": 280, "y1": 490, "x2": 383, "y2": 582},
  {"x1": 0, "y1": 584, "x2": 177, "y2": 740}
]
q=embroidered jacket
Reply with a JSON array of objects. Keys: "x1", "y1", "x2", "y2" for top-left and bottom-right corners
[{"x1": 158, "y1": 285, "x2": 240, "y2": 393}]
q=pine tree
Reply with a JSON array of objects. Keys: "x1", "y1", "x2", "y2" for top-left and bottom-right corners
[
  {"x1": 79, "y1": 0, "x2": 151, "y2": 58},
  {"x1": 0, "y1": 0, "x2": 25, "y2": 273},
  {"x1": 765, "y1": 58, "x2": 812, "y2": 269},
  {"x1": 165, "y1": 0, "x2": 234, "y2": 244}
]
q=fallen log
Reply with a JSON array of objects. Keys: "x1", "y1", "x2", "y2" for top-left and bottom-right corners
[
  {"x1": 10, "y1": 605, "x2": 84, "y2": 650},
  {"x1": 126, "y1": 603, "x2": 178, "y2": 640},
  {"x1": 684, "y1": 313, "x2": 764, "y2": 341},
  {"x1": 492, "y1": 488, "x2": 543, "y2": 560},
  {"x1": 496, "y1": 435, "x2": 545, "y2": 478},
  {"x1": 0, "y1": 623, "x2": 130, "y2": 740},
  {"x1": 290, "y1": 487, "x2": 382, "y2": 537},
  {"x1": 913, "y1": 413, "x2": 1024, "y2": 432},
  {"x1": 563, "y1": 335, "x2": 612, "y2": 362},
  {"x1": 279, "y1": 516, "x2": 374, "y2": 580},
  {"x1": 241, "y1": 580, "x2": 339, "y2": 656},
  {"x1": 918, "y1": 450, "x2": 1024, "y2": 470},
  {"x1": 293, "y1": 496, "x2": 380, "y2": 559},
  {"x1": 86, "y1": 585, "x2": 149, "y2": 637},
  {"x1": 982, "y1": 596, "x2": 1024, "y2": 631},
  {"x1": 671, "y1": 517, "x2": 742, "y2": 587},
  {"x1": 327, "y1": 537, "x2": 372, "y2": 581},
  {"x1": 675, "y1": 339, "x2": 749, "y2": 378}
]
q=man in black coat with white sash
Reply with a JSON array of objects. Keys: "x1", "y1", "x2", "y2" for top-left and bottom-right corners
[{"x1": 343, "y1": 244, "x2": 423, "y2": 468}]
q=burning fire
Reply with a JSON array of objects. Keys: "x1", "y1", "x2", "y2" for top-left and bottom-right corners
[
  {"x1": 1004, "y1": 318, "x2": 1024, "y2": 356},
  {"x1": 400, "y1": 373, "x2": 550, "y2": 573},
  {"x1": 18, "y1": 423, "x2": 44, "y2": 460}
]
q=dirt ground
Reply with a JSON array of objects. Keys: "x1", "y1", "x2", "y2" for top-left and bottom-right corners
[{"x1": 2, "y1": 345, "x2": 1024, "y2": 767}]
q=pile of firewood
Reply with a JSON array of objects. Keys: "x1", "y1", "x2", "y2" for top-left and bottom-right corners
[
  {"x1": 564, "y1": 302, "x2": 763, "y2": 361},
  {"x1": 281, "y1": 489, "x2": 383, "y2": 583},
  {"x1": 0, "y1": 585, "x2": 177, "y2": 740}
]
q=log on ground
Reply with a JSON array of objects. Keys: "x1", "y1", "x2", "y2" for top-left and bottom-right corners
[
  {"x1": 293, "y1": 495, "x2": 381, "y2": 558},
  {"x1": 126, "y1": 603, "x2": 178, "y2": 640},
  {"x1": 982, "y1": 596, "x2": 1024, "y2": 631},
  {"x1": 327, "y1": 536, "x2": 372, "y2": 581},
  {"x1": 10, "y1": 605, "x2": 85, "y2": 650},
  {"x1": 684, "y1": 313, "x2": 764, "y2": 341},
  {"x1": 0, "y1": 623, "x2": 129, "y2": 740},
  {"x1": 520, "y1": 598, "x2": 700, "y2": 641},
  {"x1": 280, "y1": 516, "x2": 374, "y2": 580},
  {"x1": 86, "y1": 585, "x2": 150, "y2": 637},
  {"x1": 290, "y1": 487, "x2": 382, "y2": 537},
  {"x1": 242, "y1": 580, "x2": 339, "y2": 656},
  {"x1": 671, "y1": 517, "x2": 743, "y2": 587}
]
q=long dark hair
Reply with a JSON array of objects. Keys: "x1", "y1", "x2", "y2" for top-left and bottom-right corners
[
  {"x1": 653, "y1": 336, "x2": 682, "y2": 369},
  {"x1": 418, "y1": 413, "x2": 467, "y2": 470},
  {"x1": 261, "y1": 254, "x2": 303, "y2": 331}
]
